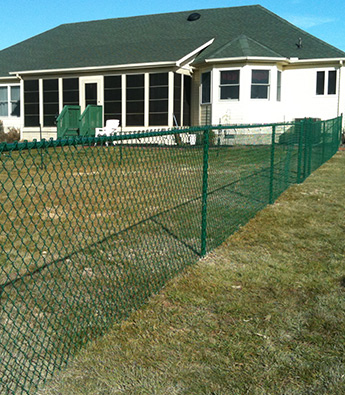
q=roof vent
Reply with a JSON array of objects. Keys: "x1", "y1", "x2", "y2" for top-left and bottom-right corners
[{"x1": 187, "y1": 13, "x2": 201, "y2": 22}]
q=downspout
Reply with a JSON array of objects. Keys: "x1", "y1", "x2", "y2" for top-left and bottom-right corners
[{"x1": 337, "y1": 60, "x2": 343, "y2": 118}]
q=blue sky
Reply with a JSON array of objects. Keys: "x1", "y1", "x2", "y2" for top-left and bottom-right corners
[{"x1": 1, "y1": 0, "x2": 344, "y2": 52}]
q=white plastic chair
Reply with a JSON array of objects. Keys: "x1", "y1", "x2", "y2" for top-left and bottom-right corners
[{"x1": 95, "y1": 119, "x2": 120, "y2": 145}]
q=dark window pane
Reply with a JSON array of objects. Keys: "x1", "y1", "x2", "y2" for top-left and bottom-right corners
[
  {"x1": 24, "y1": 80, "x2": 40, "y2": 127},
  {"x1": 24, "y1": 103, "x2": 39, "y2": 115},
  {"x1": 24, "y1": 80, "x2": 39, "y2": 92},
  {"x1": 63, "y1": 91, "x2": 79, "y2": 105},
  {"x1": 104, "y1": 75, "x2": 121, "y2": 89},
  {"x1": 126, "y1": 88, "x2": 144, "y2": 101},
  {"x1": 201, "y1": 72, "x2": 211, "y2": 104},
  {"x1": 104, "y1": 113, "x2": 121, "y2": 123},
  {"x1": 328, "y1": 71, "x2": 336, "y2": 94},
  {"x1": 126, "y1": 101, "x2": 144, "y2": 113},
  {"x1": 63, "y1": 78, "x2": 79, "y2": 91},
  {"x1": 149, "y1": 86, "x2": 168, "y2": 99},
  {"x1": 316, "y1": 71, "x2": 325, "y2": 95},
  {"x1": 44, "y1": 91, "x2": 58, "y2": 103},
  {"x1": 43, "y1": 103, "x2": 59, "y2": 115},
  {"x1": 251, "y1": 85, "x2": 268, "y2": 99},
  {"x1": 44, "y1": 115, "x2": 58, "y2": 126},
  {"x1": 220, "y1": 86, "x2": 239, "y2": 100},
  {"x1": 25, "y1": 115, "x2": 39, "y2": 127},
  {"x1": 24, "y1": 91, "x2": 39, "y2": 103},
  {"x1": 126, "y1": 113, "x2": 144, "y2": 126},
  {"x1": 43, "y1": 79, "x2": 58, "y2": 91},
  {"x1": 105, "y1": 89, "x2": 121, "y2": 101},
  {"x1": 174, "y1": 73, "x2": 182, "y2": 126},
  {"x1": 149, "y1": 113, "x2": 168, "y2": 126},
  {"x1": 221, "y1": 70, "x2": 239, "y2": 85},
  {"x1": 105, "y1": 102, "x2": 122, "y2": 114},
  {"x1": 127, "y1": 74, "x2": 144, "y2": 88},
  {"x1": 63, "y1": 78, "x2": 79, "y2": 106},
  {"x1": 252, "y1": 70, "x2": 269, "y2": 84},
  {"x1": 183, "y1": 76, "x2": 191, "y2": 126},
  {"x1": 150, "y1": 73, "x2": 168, "y2": 86},
  {"x1": 149, "y1": 100, "x2": 168, "y2": 112}
]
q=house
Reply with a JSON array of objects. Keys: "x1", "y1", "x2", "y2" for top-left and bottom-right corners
[{"x1": 0, "y1": 5, "x2": 344, "y2": 141}]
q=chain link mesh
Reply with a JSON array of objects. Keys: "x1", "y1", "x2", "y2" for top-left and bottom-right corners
[{"x1": 0, "y1": 117, "x2": 341, "y2": 394}]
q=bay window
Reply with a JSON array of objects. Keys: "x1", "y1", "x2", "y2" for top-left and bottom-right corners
[
  {"x1": 251, "y1": 70, "x2": 270, "y2": 99},
  {"x1": 220, "y1": 70, "x2": 240, "y2": 100}
]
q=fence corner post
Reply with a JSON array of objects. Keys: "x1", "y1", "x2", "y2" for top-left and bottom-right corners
[{"x1": 201, "y1": 128, "x2": 210, "y2": 257}]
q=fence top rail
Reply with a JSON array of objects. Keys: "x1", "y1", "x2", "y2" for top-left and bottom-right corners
[{"x1": 0, "y1": 116, "x2": 341, "y2": 153}]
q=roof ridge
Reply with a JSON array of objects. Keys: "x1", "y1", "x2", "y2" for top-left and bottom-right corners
[
  {"x1": 205, "y1": 33, "x2": 284, "y2": 59},
  {"x1": 58, "y1": 5, "x2": 262, "y2": 28}
]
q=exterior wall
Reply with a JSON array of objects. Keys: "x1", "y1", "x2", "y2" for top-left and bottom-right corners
[
  {"x1": 282, "y1": 64, "x2": 342, "y2": 122},
  {"x1": 197, "y1": 62, "x2": 344, "y2": 126},
  {"x1": 210, "y1": 64, "x2": 283, "y2": 125},
  {"x1": 20, "y1": 67, "x2": 192, "y2": 141}
]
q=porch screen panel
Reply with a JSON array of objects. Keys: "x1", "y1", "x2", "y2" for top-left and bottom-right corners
[
  {"x1": 183, "y1": 75, "x2": 191, "y2": 126},
  {"x1": 173, "y1": 73, "x2": 181, "y2": 126},
  {"x1": 43, "y1": 79, "x2": 59, "y2": 127},
  {"x1": 149, "y1": 72, "x2": 168, "y2": 126},
  {"x1": 104, "y1": 76, "x2": 122, "y2": 124},
  {"x1": 63, "y1": 78, "x2": 79, "y2": 106},
  {"x1": 24, "y1": 80, "x2": 39, "y2": 127},
  {"x1": 126, "y1": 74, "x2": 144, "y2": 127}
]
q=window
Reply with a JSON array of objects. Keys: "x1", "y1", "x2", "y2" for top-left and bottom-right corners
[
  {"x1": 201, "y1": 72, "x2": 211, "y2": 104},
  {"x1": 24, "y1": 80, "x2": 39, "y2": 127},
  {"x1": 104, "y1": 75, "x2": 121, "y2": 124},
  {"x1": 173, "y1": 73, "x2": 182, "y2": 126},
  {"x1": 149, "y1": 73, "x2": 168, "y2": 126},
  {"x1": 316, "y1": 71, "x2": 337, "y2": 95},
  {"x1": 251, "y1": 70, "x2": 270, "y2": 99},
  {"x1": 43, "y1": 79, "x2": 59, "y2": 127},
  {"x1": 328, "y1": 71, "x2": 337, "y2": 94},
  {"x1": 0, "y1": 87, "x2": 8, "y2": 116},
  {"x1": 126, "y1": 74, "x2": 144, "y2": 126},
  {"x1": 277, "y1": 71, "x2": 282, "y2": 102},
  {"x1": 0, "y1": 86, "x2": 20, "y2": 117},
  {"x1": 63, "y1": 78, "x2": 79, "y2": 106},
  {"x1": 183, "y1": 75, "x2": 191, "y2": 126},
  {"x1": 220, "y1": 70, "x2": 240, "y2": 100}
]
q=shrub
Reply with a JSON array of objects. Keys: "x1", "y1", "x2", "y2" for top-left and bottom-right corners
[{"x1": 0, "y1": 122, "x2": 20, "y2": 143}]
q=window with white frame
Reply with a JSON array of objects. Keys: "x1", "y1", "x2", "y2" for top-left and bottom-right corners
[
  {"x1": 220, "y1": 70, "x2": 240, "y2": 100},
  {"x1": 316, "y1": 70, "x2": 337, "y2": 95},
  {"x1": 0, "y1": 86, "x2": 20, "y2": 117},
  {"x1": 201, "y1": 71, "x2": 211, "y2": 104},
  {"x1": 251, "y1": 70, "x2": 270, "y2": 99}
]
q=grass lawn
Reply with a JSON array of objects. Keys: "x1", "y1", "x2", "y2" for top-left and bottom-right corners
[{"x1": 37, "y1": 150, "x2": 345, "y2": 395}]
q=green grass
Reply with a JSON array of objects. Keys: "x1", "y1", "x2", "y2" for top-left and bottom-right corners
[{"x1": 37, "y1": 151, "x2": 345, "y2": 395}]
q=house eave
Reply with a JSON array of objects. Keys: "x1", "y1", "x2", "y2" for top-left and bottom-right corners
[
  {"x1": 204, "y1": 56, "x2": 288, "y2": 64},
  {"x1": 176, "y1": 38, "x2": 215, "y2": 67},
  {"x1": 287, "y1": 57, "x2": 345, "y2": 65},
  {"x1": 9, "y1": 61, "x2": 178, "y2": 77}
]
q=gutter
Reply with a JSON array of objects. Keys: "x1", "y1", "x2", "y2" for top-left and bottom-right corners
[{"x1": 9, "y1": 61, "x2": 178, "y2": 77}]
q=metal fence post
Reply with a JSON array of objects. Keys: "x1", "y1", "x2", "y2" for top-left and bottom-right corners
[
  {"x1": 201, "y1": 128, "x2": 209, "y2": 257},
  {"x1": 296, "y1": 120, "x2": 304, "y2": 184},
  {"x1": 307, "y1": 119, "x2": 313, "y2": 175},
  {"x1": 269, "y1": 125, "x2": 276, "y2": 204}
]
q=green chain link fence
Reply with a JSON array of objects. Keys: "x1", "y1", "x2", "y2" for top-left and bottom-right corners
[{"x1": 0, "y1": 116, "x2": 342, "y2": 394}]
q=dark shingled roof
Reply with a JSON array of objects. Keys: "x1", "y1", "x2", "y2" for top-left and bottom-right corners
[{"x1": 0, "y1": 5, "x2": 344, "y2": 77}]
